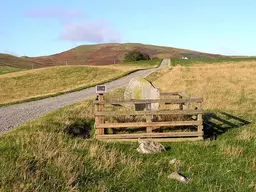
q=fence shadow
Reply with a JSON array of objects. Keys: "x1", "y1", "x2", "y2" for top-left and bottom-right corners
[
  {"x1": 203, "y1": 112, "x2": 250, "y2": 140},
  {"x1": 64, "y1": 118, "x2": 95, "y2": 138}
]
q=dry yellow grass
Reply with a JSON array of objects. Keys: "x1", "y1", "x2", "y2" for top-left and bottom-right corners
[
  {"x1": 220, "y1": 144, "x2": 244, "y2": 157},
  {"x1": 236, "y1": 129, "x2": 256, "y2": 141},
  {"x1": 153, "y1": 61, "x2": 256, "y2": 115},
  {"x1": 0, "y1": 65, "x2": 126, "y2": 105}
]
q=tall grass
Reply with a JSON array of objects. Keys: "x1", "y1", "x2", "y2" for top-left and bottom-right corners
[{"x1": 154, "y1": 61, "x2": 256, "y2": 115}]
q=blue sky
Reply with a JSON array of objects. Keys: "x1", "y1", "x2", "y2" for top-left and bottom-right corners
[{"x1": 1, "y1": 0, "x2": 256, "y2": 56}]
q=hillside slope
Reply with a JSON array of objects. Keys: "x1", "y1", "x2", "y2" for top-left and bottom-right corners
[
  {"x1": 28, "y1": 43, "x2": 225, "y2": 67},
  {"x1": 0, "y1": 53, "x2": 41, "y2": 69},
  {"x1": 0, "y1": 65, "x2": 131, "y2": 105}
]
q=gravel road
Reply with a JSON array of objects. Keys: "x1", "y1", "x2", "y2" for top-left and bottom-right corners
[{"x1": 0, "y1": 59, "x2": 170, "y2": 135}]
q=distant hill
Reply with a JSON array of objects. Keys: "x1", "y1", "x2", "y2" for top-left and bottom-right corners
[
  {"x1": 28, "y1": 43, "x2": 226, "y2": 67},
  {"x1": 0, "y1": 53, "x2": 41, "y2": 69},
  {"x1": 1, "y1": 44, "x2": 227, "y2": 68}
]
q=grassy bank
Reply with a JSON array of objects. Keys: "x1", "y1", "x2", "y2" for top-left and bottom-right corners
[
  {"x1": 0, "y1": 66, "x2": 128, "y2": 105},
  {"x1": 1, "y1": 61, "x2": 256, "y2": 191},
  {"x1": 0, "y1": 60, "x2": 161, "y2": 106}
]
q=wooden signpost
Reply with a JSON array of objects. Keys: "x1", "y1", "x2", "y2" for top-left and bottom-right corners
[{"x1": 95, "y1": 85, "x2": 106, "y2": 135}]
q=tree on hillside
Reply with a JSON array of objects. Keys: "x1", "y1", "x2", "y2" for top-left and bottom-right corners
[{"x1": 124, "y1": 50, "x2": 151, "y2": 62}]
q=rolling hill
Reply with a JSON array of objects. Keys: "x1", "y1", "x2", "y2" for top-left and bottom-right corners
[
  {"x1": 0, "y1": 43, "x2": 227, "y2": 69},
  {"x1": 27, "y1": 43, "x2": 226, "y2": 67},
  {"x1": 0, "y1": 53, "x2": 41, "y2": 69}
]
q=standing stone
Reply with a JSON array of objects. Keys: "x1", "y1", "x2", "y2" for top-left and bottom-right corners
[{"x1": 124, "y1": 78, "x2": 160, "y2": 111}]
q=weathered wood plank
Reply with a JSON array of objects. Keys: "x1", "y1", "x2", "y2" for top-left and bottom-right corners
[
  {"x1": 179, "y1": 95, "x2": 183, "y2": 110},
  {"x1": 97, "y1": 137, "x2": 203, "y2": 142},
  {"x1": 146, "y1": 115, "x2": 152, "y2": 133},
  {"x1": 96, "y1": 120, "x2": 202, "y2": 128},
  {"x1": 160, "y1": 92, "x2": 183, "y2": 96},
  {"x1": 95, "y1": 109, "x2": 202, "y2": 117},
  {"x1": 96, "y1": 131, "x2": 203, "y2": 139},
  {"x1": 98, "y1": 94, "x2": 105, "y2": 135},
  {"x1": 197, "y1": 113, "x2": 203, "y2": 139},
  {"x1": 94, "y1": 98, "x2": 203, "y2": 105}
]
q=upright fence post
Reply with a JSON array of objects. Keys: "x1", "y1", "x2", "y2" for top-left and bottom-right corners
[
  {"x1": 98, "y1": 93, "x2": 105, "y2": 135},
  {"x1": 94, "y1": 99, "x2": 99, "y2": 137},
  {"x1": 179, "y1": 94, "x2": 183, "y2": 110},
  {"x1": 146, "y1": 115, "x2": 152, "y2": 133},
  {"x1": 197, "y1": 101, "x2": 203, "y2": 140}
]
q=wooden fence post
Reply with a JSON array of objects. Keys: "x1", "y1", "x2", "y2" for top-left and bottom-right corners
[
  {"x1": 197, "y1": 100, "x2": 203, "y2": 140},
  {"x1": 98, "y1": 93, "x2": 105, "y2": 135},
  {"x1": 94, "y1": 100, "x2": 99, "y2": 137},
  {"x1": 197, "y1": 113, "x2": 203, "y2": 140},
  {"x1": 146, "y1": 115, "x2": 152, "y2": 133},
  {"x1": 179, "y1": 94, "x2": 183, "y2": 110}
]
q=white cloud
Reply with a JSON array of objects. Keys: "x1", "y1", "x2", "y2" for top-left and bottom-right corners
[
  {"x1": 24, "y1": 7, "x2": 121, "y2": 43},
  {"x1": 59, "y1": 21, "x2": 121, "y2": 43}
]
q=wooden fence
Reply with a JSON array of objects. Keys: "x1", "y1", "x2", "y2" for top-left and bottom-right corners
[{"x1": 94, "y1": 92, "x2": 203, "y2": 142}]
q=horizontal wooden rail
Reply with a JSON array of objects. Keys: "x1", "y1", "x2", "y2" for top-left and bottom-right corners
[
  {"x1": 94, "y1": 98, "x2": 203, "y2": 105},
  {"x1": 95, "y1": 109, "x2": 202, "y2": 117},
  {"x1": 97, "y1": 137, "x2": 202, "y2": 142},
  {"x1": 94, "y1": 91, "x2": 204, "y2": 142},
  {"x1": 160, "y1": 92, "x2": 183, "y2": 96},
  {"x1": 96, "y1": 120, "x2": 202, "y2": 128},
  {"x1": 97, "y1": 131, "x2": 203, "y2": 139}
]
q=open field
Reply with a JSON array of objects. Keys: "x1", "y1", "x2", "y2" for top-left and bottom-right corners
[
  {"x1": 154, "y1": 60, "x2": 256, "y2": 115},
  {"x1": 172, "y1": 57, "x2": 256, "y2": 66},
  {"x1": 0, "y1": 60, "x2": 256, "y2": 191},
  {"x1": 0, "y1": 66, "x2": 128, "y2": 105}
]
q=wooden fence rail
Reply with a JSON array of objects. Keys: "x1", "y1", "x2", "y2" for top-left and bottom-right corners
[{"x1": 94, "y1": 92, "x2": 203, "y2": 142}]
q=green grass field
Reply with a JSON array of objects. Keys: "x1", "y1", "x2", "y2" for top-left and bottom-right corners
[
  {"x1": 0, "y1": 66, "x2": 22, "y2": 74},
  {"x1": 1, "y1": 60, "x2": 256, "y2": 191}
]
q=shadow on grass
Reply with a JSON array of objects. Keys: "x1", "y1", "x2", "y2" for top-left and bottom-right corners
[
  {"x1": 64, "y1": 118, "x2": 95, "y2": 139},
  {"x1": 203, "y1": 112, "x2": 250, "y2": 140}
]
